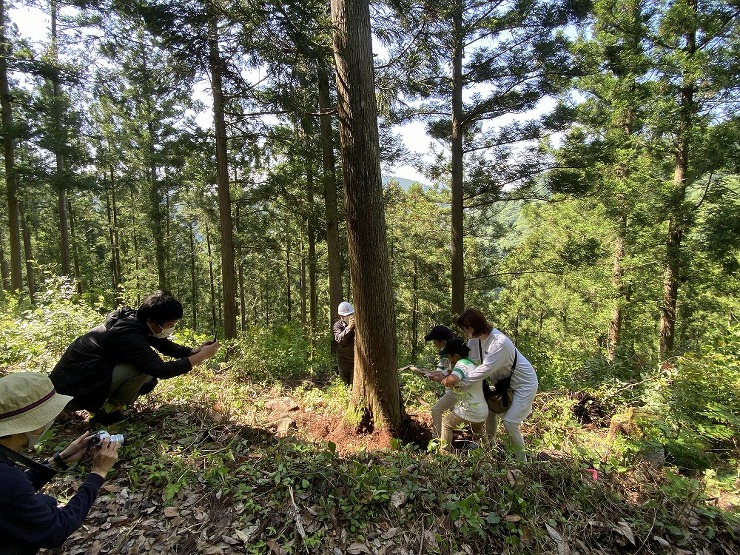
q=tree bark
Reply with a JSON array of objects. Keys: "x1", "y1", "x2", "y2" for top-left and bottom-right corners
[
  {"x1": 147, "y1": 119, "x2": 167, "y2": 291},
  {"x1": 607, "y1": 214, "x2": 626, "y2": 362},
  {"x1": 331, "y1": 0, "x2": 402, "y2": 432},
  {"x1": 189, "y1": 222, "x2": 197, "y2": 328},
  {"x1": 318, "y1": 65, "x2": 344, "y2": 322},
  {"x1": 450, "y1": 0, "x2": 465, "y2": 316},
  {"x1": 208, "y1": 18, "x2": 238, "y2": 339},
  {"x1": 0, "y1": 0, "x2": 23, "y2": 290},
  {"x1": 50, "y1": 0, "x2": 71, "y2": 276},
  {"x1": 19, "y1": 202, "x2": 34, "y2": 301},
  {"x1": 0, "y1": 224, "x2": 10, "y2": 290},
  {"x1": 306, "y1": 159, "x2": 318, "y2": 334},
  {"x1": 67, "y1": 199, "x2": 82, "y2": 294},
  {"x1": 659, "y1": 9, "x2": 696, "y2": 359}
]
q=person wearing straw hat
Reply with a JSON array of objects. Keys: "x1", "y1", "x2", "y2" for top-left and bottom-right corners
[{"x1": 0, "y1": 372, "x2": 119, "y2": 554}]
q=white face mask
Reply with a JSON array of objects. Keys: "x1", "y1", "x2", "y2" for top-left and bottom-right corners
[
  {"x1": 150, "y1": 322, "x2": 176, "y2": 338},
  {"x1": 154, "y1": 326, "x2": 175, "y2": 339},
  {"x1": 25, "y1": 422, "x2": 52, "y2": 450}
]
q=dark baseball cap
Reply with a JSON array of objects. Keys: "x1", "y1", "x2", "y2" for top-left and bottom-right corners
[{"x1": 424, "y1": 325, "x2": 454, "y2": 342}]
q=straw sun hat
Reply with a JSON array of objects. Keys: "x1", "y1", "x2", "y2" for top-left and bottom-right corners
[{"x1": 0, "y1": 373, "x2": 72, "y2": 437}]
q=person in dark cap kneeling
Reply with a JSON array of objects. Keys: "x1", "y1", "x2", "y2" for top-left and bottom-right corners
[
  {"x1": 0, "y1": 372, "x2": 119, "y2": 554},
  {"x1": 433, "y1": 338, "x2": 488, "y2": 451},
  {"x1": 423, "y1": 325, "x2": 456, "y2": 438}
]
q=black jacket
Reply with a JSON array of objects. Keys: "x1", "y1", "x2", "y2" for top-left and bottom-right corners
[
  {"x1": 0, "y1": 450, "x2": 104, "y2": 554},
  {"x1": 49, "y1": 308, "x2": 193, "y2": 411},
  {"x1": 332, "y1": 319, "x2": 355, "y2": 373}
]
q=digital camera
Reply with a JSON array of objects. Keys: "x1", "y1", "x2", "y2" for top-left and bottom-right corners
[{"x1": 92, "y1": 430, "x2": 125, "y2": 445}]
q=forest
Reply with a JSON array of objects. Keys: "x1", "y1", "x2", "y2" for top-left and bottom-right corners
[{"x1": 0, "y1": 0, "x2": 739, "y2": 553}]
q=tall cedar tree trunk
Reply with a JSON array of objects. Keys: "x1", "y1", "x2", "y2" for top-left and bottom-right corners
[
  {"x1": 0, "y1": 222, "x2": 10, "y2": 290},
  {"x1": 1, "y1": 0, "x2": 23, "y2": 290},
  {"x1": 67, "y1": 199, "x2": 82, "y2": 294},
  {"x1": 318, "y1": 66, "x2": 344, "y2": 321},
  {"x1": 303, "y1": 121, "x2": 318, "y2": 335},
  {"x1": 105, "y1": 184, "x2": 119, "y2": 292},
  {"x1": 147, "y1": 119, "x2": 167, "y2": 291},
  {"x1": 659, "y1": 13, "x2": 696, "y2": 359},
  {"x1": 411, "y1": 258, "x2": 419, "y2": 359},
  {"x1": 300, "y1": 241, "x2": 307, "y2": 326},
  {"x1": 19, "y1": 202, "x2": 34, "y2": 300},
  {"x1": 129, "y1": 187, "x2": 141, "y2": 303},
  {"x1": 110, "y1": 171, "x2": 123, "y2": 299},
  {"x1": 51, "y1": 1, "x2": 70, "y2": 275},
  {"x1": 330, "y1": 0, "x2": 402, "y2": 432},
  {"x1": 286, "y1": 237, "x2": 292, "y2": 321},
  {"x1": 208, "y1": 19, "x2": 238, "y2": 339},
  {"x1": 450, "y1": 0, "x2": 465, "y2": 316},
  {"x1": 189, "y1": 222, "x2": 197, "y2": 328},
  {"x1": 205, "y1": 222, "x2": 219, "y2": 333},
  {"x1": 607, "y1": 65, "x2": 638, "y2": 361},
  {"x1": 607, "y1": 215, "x2": 626, "y2": 362}
]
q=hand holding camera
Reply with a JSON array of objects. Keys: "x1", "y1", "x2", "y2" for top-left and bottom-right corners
[
  {"x1": 53, "y1": 430, "x2": 123, "y2": 475},
  {"x1": 91, "y1": 435, "x2": 120, "y2": 479}
]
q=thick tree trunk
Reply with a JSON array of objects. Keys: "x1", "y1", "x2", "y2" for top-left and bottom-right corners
[
  {"x1": 1, "y1": 0, "x2": 23, "y2": 290},
  {"x1": 331, "y1": 0, "x2": 402, "y2": 432},
  {"x1": 450, "y1": 0, "x2": 465, "y2": 316},
  {"x1": 318, "y1": 66, "x2": 344, "y2": 321},
  {"x1": 209, "y1": 19, "x2": 238, "y2": 339}
]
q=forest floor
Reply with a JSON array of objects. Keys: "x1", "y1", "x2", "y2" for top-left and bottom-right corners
[{"x1": 29, "y1": 367, "x2": 739, "y2": 555}]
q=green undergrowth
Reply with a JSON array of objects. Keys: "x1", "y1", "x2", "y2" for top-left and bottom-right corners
[
  {"x1": 39, "y1": 378, "x2": 738, "y2": 555},
  {"x1": 1, "y1": 291, "x2": 738, "y2": 553}
]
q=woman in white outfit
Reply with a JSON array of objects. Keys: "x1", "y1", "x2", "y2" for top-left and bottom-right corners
[{"x1": 442, "y1": 308, "x2": 538, "y2": 461}]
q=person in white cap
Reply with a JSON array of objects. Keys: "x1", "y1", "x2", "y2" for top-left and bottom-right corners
[
  {"x1": 0, "y1": 372, "x2": 119, "y2": 554},
  {"x1": 333, "y1": 301, "x2": 355, "y2": 385}
]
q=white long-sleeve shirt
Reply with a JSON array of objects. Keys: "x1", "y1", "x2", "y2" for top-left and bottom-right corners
[{"x1": 463, "y1": 329, "x2": 538, "y2": 396}]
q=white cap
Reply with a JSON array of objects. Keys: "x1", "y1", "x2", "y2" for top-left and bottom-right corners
[{"x1": 338, "y1": 301, "x2": 354, "y2": 316}]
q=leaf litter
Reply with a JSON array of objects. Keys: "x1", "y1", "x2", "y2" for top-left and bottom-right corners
[{"x1": 37, "y1": 370, "x2": 738, "y2": 554}]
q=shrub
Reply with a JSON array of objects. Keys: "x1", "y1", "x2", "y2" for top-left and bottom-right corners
[
  {"x1": 229, "y1": 322, "x2": 333, "y2": 384},
  {"x1": 0, "y1": 278, "x2": 101, "y2": 371}
]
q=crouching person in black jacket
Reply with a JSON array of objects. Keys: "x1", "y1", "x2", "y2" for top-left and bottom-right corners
[
  {"x1": 50, "y1": 291, "x2": 220, "y2": 424},
  {"x1": 0, "y1": 372, "x2": 119, "y2": 555}
]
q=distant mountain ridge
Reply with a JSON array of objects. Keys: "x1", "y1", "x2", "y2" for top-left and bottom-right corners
[{"x1": 382, "y1": 175, "x2": 426, "y2": 190}]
